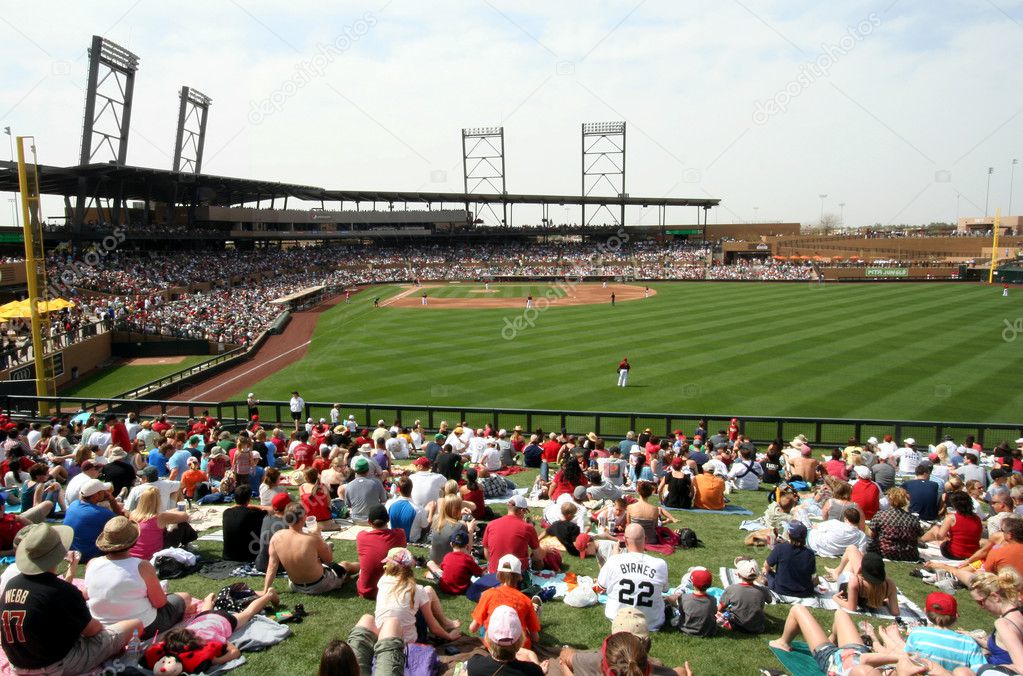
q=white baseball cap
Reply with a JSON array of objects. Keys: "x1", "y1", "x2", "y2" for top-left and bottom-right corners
[
  {"x1": 866, "y1": 436, "x2": 878, "y2": 445},
  {"x1": 497, "y1": 554, "x2": 522, "y2": 575},
  {"x1": 80, "y1": 478, "x2": 112, "y2": 498},
  {"x1": 1015, "y1": 438, "x2": 1023, "y2": 445},
  {"x1": 903, "y1": 438, "x2": 916, "y2": 446},
  {"x1": 854, "y1": 465, "x2": 871, "y2": 479},
  {"x1": 507, "y1": 494, "x2": 528, "y2": 509},
  {"x1": 248, "y1": 393, "x2": 254, "y2": 397}
]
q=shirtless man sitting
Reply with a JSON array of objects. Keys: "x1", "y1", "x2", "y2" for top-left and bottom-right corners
[{"x1": 260, "y1": 502, "x2": 358, "y2": 596}]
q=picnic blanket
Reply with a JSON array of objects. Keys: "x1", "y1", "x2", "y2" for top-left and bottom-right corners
[
  {"x1": 483, "y1": 486, "x2": 528, "y2": 505},
  {"x1": 769, "y1": 640, "x2": 823, "y2": 676},
  {"x1": 494, "y1": 466, "x2": 528, "y2": 476},
  {"x1": 718, "y1": 567, "x2": 927, "y2": 623},
  {"x1": 187, "y1": 505, "x2": 234, "y2": 532},
  {"x1": 663, "y1": 504, "x2": 753, "y2": 516}
]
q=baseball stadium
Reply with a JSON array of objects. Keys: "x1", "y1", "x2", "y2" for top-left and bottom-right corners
[{"x1": 0, "y1": 8, "x2": 1022, "y2": 676}]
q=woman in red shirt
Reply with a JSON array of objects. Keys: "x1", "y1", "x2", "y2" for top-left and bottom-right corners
[
  {"x1": 923, "y1": 490, "x2": 983, "y2": 560},
  {"x1": 549, "y1": 457, "x2": 588, "y2": 501},
  {"x1": 824, "y1": 449, "x2": 849, "y2": 482},
  {"x1": 299, "y1": 467, "x2": 338, "y2": 531}
]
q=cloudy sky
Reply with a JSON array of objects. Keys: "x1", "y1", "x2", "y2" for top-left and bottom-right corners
[{"x1": 2, "y1": 0, "x2": 1022, "y2": 227}]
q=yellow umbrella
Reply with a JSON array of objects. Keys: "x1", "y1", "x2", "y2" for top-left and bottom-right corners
[{"x1": 0, "y1": 298, "x2": 75, "y2": 320}]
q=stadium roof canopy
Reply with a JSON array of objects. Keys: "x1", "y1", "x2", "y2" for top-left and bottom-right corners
[{"x1": 0, "y1": 161, "x2": 719, "y2": 210}]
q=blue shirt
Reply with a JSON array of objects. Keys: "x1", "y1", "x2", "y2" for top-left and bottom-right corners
[
  {"x1": 148, "y1": 448, "x2": 169, "y2": 477},
  {"x1": 263, "y1": 440, "x2": 277, "y2": 468},
  {"x1": 64, "y1": 501, "x2": 114, "y2": 562},
  {"x1": 766, "y1": 542, "x2": 816, "y2": 597},
  {"x1": 388, "y1": 498, "x2": 417, "y2": 540},
  {"x1": 904, "y1": 479, "x2": 940, "y2": 520},
  {"x1": 904, "y1": 627, "x2": 985, "y2": 671},
  {"x1": 167, "y1": 450, "x2": 192, "y2": 478}
]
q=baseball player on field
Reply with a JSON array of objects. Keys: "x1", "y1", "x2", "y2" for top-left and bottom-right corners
[{"x1": 617, "y1": 357, "x2": 631, "y2": 387}]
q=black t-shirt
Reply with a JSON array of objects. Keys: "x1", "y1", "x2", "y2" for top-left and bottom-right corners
[
  {"x1": 0, "y1": 572, "x2": 92, "y2": 668},
  {"x1": 222, "y1": 506, "x2": 267, "y2": 562},
  {"x1": 434, "y1": 452, "x2": 462, "y2": 481},
  {"x1": 99, "y1": 459, "x2": 137, "y2": 495},
  {"x1": 253, "y1": 442, "x2": 270, "y2": 468},
  {"x1": 546, "y1": 519, "x2": 581, "y2": 555},
  {"x1": 467, "y1": 654, "x2": 544, "y2": 676}
]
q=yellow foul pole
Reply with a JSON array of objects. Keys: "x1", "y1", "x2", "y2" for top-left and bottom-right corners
[
  {"x1": 15, "y1": 137, "x2": 54, "y2": 414},
  {"x1": 989, "y1": 209, "x2": 1002, "y2": 284}
]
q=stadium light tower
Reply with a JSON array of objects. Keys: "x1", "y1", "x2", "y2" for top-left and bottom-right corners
[
  {"x1": 818, "y1": 194, "x2": 827, "y2": 222},
  {"x1": 461, "y1": 127, "x2": 506, "y2": 226},
  {"x1": 582, "y1": 121, "x2": 626, "y2": 226},
  {"x1": 75, "y1": 35, "x2": 141, "y2": 231},
  {"x1": 172, "y1": 86, "x2": 212, "y2": 174},
  {"x1": 838, "y1": 202, "x2": 846, "y2": 224}
]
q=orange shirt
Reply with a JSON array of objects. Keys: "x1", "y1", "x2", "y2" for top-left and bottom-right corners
[
  {"x1": 693, "y1": 474, "x2": 725, "y2": 510},
  {"x1": 180, "y1": 469, "x2": 207, "y2": 498},
  {"x1": 984, "y1": 542, "x2": 1023, "y2": 575},
  {"x1": 471, "y1": 585, "x2": 541, "y2": 649}
]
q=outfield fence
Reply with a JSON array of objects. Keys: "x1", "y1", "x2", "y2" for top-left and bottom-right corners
[{"x1": 4, "y1": 395, "x2": 1021, "y2": 449}]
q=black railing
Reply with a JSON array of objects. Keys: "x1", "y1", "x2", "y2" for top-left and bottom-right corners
[{"x1": 3, "y1": 395, "x2": 1021, "y2": 449}]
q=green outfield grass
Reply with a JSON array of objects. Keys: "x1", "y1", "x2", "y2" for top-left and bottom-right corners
[
  {"x1": 240, "y1": 282, "x2": 1023, "y2": 424},
  {"x1": 162, "y1": 471, "x2": 993, "y2": 675},
  {"x1": 61, "y1": 355, "x2": 210, "y2": 398}
]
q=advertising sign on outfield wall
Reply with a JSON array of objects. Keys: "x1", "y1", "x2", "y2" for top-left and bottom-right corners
[{"x1": 865, "y1": 267, "x2": 909, "y2": 277}]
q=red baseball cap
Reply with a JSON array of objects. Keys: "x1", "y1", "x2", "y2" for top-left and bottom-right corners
[
  {"x1": 689, "y1": 568, "x2": 712, "y2": 589},
  {"x1": 926, "y1": 592, "x2": 957, "y2": 617},
  {"x1": 575, "y1": 533, "x2": 592, "y2": 558},
  {"x1": 413, "y1": 457, "x2": 431, "y2": 468},
  {"x1": 271, "y1": 492, "x2": 292, "y2": 511}
]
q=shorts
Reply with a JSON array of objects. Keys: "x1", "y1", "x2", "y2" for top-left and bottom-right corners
[
  {"x1": 813, "y1": 642, "x2": 869, "y2": 676},
  {"x1": 289, "y1": 563, "x2": 348, "y2": 595},
  {"x1": 13, "y1": 628, "x2": 121, "y2": 675},
  {"x1": 347, "y1": 625, "x2": 405, "y2": 676},
  {"x1": 291, "y1": 411, "x2": 302, "y2": 421},
  {"x1": 143, "y1": 593, "x2": 187, "y2": 639}
]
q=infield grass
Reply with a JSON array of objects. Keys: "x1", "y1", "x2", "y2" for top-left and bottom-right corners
[{"x1": 240, "y1": 282, "x2": 1023, "y2": 426}]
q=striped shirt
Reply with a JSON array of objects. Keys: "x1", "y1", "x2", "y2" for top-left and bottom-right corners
[{"x1": 904, "y1": 627, "x2": 985, "y2": 671}]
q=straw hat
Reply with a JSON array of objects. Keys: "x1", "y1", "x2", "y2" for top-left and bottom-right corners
[{"x1": 95, "y1": 516, "x2": 140, "y2": 553}]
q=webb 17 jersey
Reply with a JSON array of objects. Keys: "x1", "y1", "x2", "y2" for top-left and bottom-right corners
[{"x1": 597, "y1": 551, "x2": 668, "y2": 630}]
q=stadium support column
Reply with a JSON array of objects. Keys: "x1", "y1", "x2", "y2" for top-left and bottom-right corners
[
  {"x1": 74, "y1": 35, "x2": 140, "y2": 231},
  {"x1": 172, "y1": 86, "x2": 213, "y2": 173},
  {"x1": 462, "y1": 127, "x2": 506, "y2": 226},
  {"x1": 989, "y1": 209, "x2": 1002, "y2": 284},
  {"x1": 16, "y1": 137, "x2": 55, "y2": 411},
  {"x1": 581, "y1": 121, "x2": 626, "y2": 226}
]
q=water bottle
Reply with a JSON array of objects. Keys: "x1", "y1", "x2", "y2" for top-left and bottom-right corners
[{"x1": 125, "y1": 629, "x2": 142, "y2": 665}]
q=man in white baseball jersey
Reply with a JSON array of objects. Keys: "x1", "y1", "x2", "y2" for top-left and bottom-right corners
[{"x1": 596, "y1": 523, "x2": 669, "y2": 631}]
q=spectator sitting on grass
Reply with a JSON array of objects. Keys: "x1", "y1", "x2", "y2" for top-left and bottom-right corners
[
  {"x1": 546, "y1": 501, "x2": 583, "y2": 555},
  {"x1": 764, "y1": 521, "x2": 817, "y2": 598},
  {"x1": 676, "y1": 567, "x2": 717, "y2": 637},
  {"x1": 318, "y1": 615, "x2": 406, "y2": 676},
  {"x1": 470, "y1": 554, "x2": 542, "y2": 650},
  {"x1": 467, "y1": 605, "x2": 544, "y2": 676},
  {"x1": 718, "y1": 557, "x2": 771, "y2": 634},
  {"x1": 426, "y1": 529, "x2": 483, "y2": 595},
  {"x1": 559, "y1": 609, "x2": 691, "y2": 676},
  {"x1": 374, "y1": 547, "x2": 461, "y2": 643}
]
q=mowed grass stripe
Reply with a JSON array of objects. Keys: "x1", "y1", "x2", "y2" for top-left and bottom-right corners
[{"x1": 242, "y1": 283, "x2": 1023, "y2": 422}]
